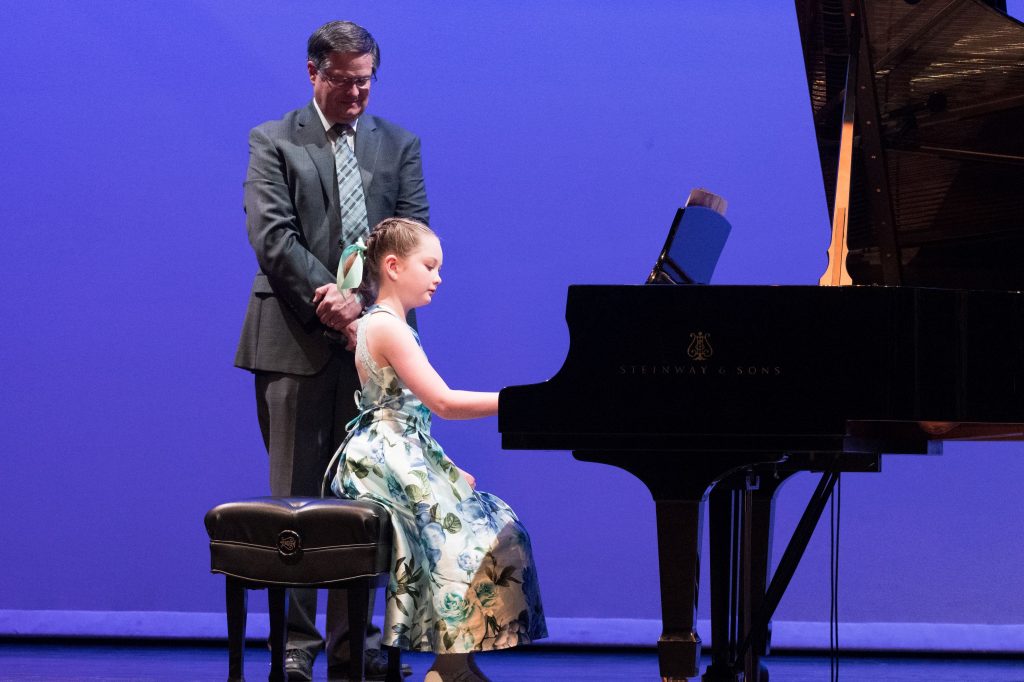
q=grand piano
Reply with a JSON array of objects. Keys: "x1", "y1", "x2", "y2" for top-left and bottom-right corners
[{"x1": 498, "y1": 1, "x2": 1024, "y2": 680}]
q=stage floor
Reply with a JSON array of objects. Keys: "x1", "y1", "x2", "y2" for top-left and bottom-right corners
[{"x1": 1, "y1": 641, "x2": 1023, "y2": 681}]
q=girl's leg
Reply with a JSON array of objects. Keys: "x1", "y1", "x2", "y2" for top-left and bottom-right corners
[{"x1": 424, "y1": 653, "x2": 489, "y2": 682}]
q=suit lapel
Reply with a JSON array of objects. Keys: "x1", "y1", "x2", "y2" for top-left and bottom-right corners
[
  {"x1": 296, "y1": 103, "x2": 338, "y2": 207},
  {"x1": 355, "y1": 114, "x2": 379, "y2": 191},
  {"x1": 294, "y1": 103, "x2": 342, "y2": 267}
]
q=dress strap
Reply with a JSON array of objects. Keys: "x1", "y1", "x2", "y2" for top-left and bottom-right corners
[
  {"x1": 365, "y1": 303, "x2": 399, "y2": 319},
  {"x1": 355, "y1": 312, "x2": 387, "y2": 383}
]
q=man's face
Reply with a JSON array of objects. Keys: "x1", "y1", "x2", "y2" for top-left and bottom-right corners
[{"x1": 308, "y1": 51, "x2": 374, "y2": 124}]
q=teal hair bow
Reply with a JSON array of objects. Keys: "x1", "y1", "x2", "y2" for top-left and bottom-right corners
[{"x1": 337, "y1": 237, "x2": 367, "y2": 291}]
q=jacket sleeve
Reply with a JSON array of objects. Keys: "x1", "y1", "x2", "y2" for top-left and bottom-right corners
[
  {"x1": 243, "y1": 126, "x2": 334, "y2": 325},
  {"x1": 394, "y1": 134, "x2": 430, "y2": 225}
]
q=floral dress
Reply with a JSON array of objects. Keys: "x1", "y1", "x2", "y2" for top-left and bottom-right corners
[{"x1": 327, "y1": 305, "x2": 547, "y2": 653}]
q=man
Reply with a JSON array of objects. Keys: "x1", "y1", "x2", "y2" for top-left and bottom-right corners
[{"x1": 235, "y1": 20, "x2": 428, "y2": 681}]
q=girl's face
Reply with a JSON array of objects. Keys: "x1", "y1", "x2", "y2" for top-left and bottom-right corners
[{"x1": 392, "y1": 234, "x2": 443, "y2": 307}]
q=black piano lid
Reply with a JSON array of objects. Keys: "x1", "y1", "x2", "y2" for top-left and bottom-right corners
[{"x1": 796, "y1": 0, "x2": 1024, "y2": 290}]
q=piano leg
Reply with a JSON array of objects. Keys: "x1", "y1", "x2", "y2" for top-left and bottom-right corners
[
  {"x1": 734, "y1": 467, "x2": 842, "y2": 678},
  {"x1": 704, "y1": 478, "x2": 742, "y2": 682},
  {"x1": 703, "y1": 469, "x2": 795, "y2": 682},
  {"x1": 742, "y1": 472, "x2": 793, "y2": 682},
  {"x1": 573, "y1": 451, "x2": 786, "y2": 682},
  {"x1": 654, "y1": 499, "x2": 705, "y2": 681}
]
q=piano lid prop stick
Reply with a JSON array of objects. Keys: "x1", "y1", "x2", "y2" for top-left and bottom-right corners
[
  {"x1": 820, "y1": 117, "x2": 854, "y2": 286},
  {"x1": 819, "y1": 11, "x2": 861, "y2": 288}
]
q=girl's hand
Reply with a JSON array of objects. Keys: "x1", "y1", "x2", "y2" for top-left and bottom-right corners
[
  {"x1": 342, "y1": 320, "x2": 359, "y2": 352},
  {"x1": 458, "y1": 467, "x2": 476, "y2": 489}
]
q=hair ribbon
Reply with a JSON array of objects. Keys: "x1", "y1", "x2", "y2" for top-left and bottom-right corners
[{"x1": 337, "y1": 237, "x2": 367, "y2": 290}]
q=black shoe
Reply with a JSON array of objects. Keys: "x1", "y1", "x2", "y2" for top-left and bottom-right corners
[
  {"x1": 284, "y1": 648, "x2": 314, "y2": 681},
  {"x1": 327, "y1": 648, "x2": 413, "y2": 681}
]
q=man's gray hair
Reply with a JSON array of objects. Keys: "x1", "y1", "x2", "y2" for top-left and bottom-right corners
[{"x1": 307, "y1": 21, "x2": 380, "y2": 73}]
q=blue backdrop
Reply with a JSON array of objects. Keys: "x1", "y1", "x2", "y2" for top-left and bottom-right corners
[{"x1": 2, "y1": 0, "x2": 1023, "y2": 648}]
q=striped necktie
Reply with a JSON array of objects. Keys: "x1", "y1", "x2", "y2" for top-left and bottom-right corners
[{"x1": 333, "y1": 124, "x2": 369, "y2": 248}]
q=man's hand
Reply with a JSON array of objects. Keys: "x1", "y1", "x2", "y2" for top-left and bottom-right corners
[{"x1": 313, "y1": 284, "x2": 362, "y2": 332}]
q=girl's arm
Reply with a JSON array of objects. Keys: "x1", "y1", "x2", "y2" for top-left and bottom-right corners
[
  {"x1": 368, "y1": 315, "x2": 498, "y2": 420},
  {"x1": 458, "y1": 467, "x2": 477, "y2": 489}
]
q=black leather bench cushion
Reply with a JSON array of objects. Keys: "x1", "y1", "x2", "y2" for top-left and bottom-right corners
[{"x1": 205, "y1": 497, "x2": 393, "y2": 586}]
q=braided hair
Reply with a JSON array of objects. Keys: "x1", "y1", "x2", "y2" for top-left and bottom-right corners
[{"x1": 360, "y1": 217, "x2": 434, "y2": 301}]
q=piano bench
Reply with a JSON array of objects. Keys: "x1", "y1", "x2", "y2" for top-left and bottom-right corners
[{"x1": 204, "y1": 496, "x2": 400, "y2": 682}]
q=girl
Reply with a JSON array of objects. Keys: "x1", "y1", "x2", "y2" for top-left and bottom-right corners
[{"x1": 326, "y1": 218, "x2": 547, "y2": 682}]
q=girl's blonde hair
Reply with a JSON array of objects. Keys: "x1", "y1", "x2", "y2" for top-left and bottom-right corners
[{"x1": 361, "y1": 217, "x2": 435, "y2": 297}]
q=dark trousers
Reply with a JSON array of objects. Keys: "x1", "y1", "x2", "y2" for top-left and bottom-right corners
[{"x1": 255, "y1": 349, "x2": 381, "y2": 664}]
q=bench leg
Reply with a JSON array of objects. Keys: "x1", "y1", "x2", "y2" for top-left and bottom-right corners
[
  {"x1": 384, "y1": 645, "x2": 402, "y2": 682},
  {"x1": 226, "y1": 578, "x2": 247, "y2": 682},
  {"x1": 346, "y1": 581, "x2": 370, "y2": 681},
  {"x1": 268, "y1": 587, "x2": 288, "y2": 682}
]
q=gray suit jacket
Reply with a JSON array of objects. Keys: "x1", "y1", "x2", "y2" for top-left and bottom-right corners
[{"x1": 235, "y1": 103, "x2": 429, "y2": 375}]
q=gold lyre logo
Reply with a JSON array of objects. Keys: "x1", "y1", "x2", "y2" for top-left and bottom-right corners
[{"x1": 687, "y1": 332, "x2": 713, "y2": 361}]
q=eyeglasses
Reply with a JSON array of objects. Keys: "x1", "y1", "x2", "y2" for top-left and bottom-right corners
[{"x1": 318, "y1": 71, "x2": 376, "y2": 90}]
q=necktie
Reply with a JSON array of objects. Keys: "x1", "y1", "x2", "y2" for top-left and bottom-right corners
[{"x1": 333, "y1": 124, "x2": 369, "y2": 248}]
